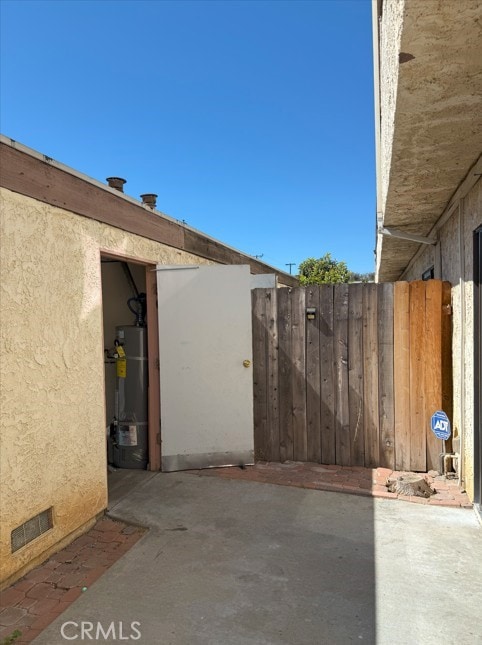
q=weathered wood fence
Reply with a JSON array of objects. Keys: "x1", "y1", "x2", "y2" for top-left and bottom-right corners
[{"x1": 252, "y1": 280, "x2": 452, "y2": 472}]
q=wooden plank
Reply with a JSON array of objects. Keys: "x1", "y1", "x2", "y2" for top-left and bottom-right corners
[
  {"x1": 184, "y1": 230, "x2": 298, "y2": 286},
  {"x1": 378, "y1": 283, "x2": 395, "y2": 469},
  {"x1": 0, "y1": 143, "x2": 184, "y2": 249},
  {"x1": 334, "y1": 284, "x2": 350, "y2": 465},
  {"x1": 348, "y1": 283, "x2": 365, "y2": 466},
  {"x1": 306, "y1": 286, "x2": 321, "y2": 463},
  {"x1": 292, "y1": 288, "x2": 307, "y2": 461},
  {"x1": 441, "y1": 281, "x2": 453, "y2": 452},
  {"x1": 409, "y1": 281, "x2": 427, "y2": 471},
  {"x1": 146, "y1": 265, "x2": 161, "y2": 471},
  {"x1": 394, "y1": 282, "x2": 411, "y2": 471},
  {"x1": 0, "y1": 142, "x2": 299, "y2": 288},
  {"x1": 266, "y1": 288, "x2": 280, "y2": 462},
  {"x1": 252, "y1": 289, "x2": 269, "y2": 461},
  {"x1": 363, "y1": 284, "x2": 380, "y2": 467},
  {"x1": 320, "y1": 285, "x2": 335, "y2": 464},
  {"x1": 278, "y1": 288, "x2": 294, "y2": 462},
  {"x1": 424, "y1": 280, "x2": 443, "y2": 471}
]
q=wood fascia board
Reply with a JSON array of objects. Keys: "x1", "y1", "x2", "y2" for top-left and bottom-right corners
[
  {"x1": 183, "y1": 229, "x2": 298, "y2": 285},
  {"x1": 0, "y1": 142, "x2": 184, "y2": 248},
  {"x1": 0, "y1": 141, "x2": 298, "y2": 286}
]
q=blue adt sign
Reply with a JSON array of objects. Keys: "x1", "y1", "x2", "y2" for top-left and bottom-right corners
[{"x1": 431, "y1": 411, "x2": 451, "y2": 441}]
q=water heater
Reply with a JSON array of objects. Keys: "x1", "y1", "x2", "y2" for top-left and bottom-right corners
[{"x1": 112, "y1": 325, "x2": 148, "y2": 469}]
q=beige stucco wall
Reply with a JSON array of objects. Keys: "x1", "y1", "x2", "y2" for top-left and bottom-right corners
[
  {"x1": 0, "y1": 187, "x2": 215, "y2": 586},
  {"x1": 378, "y1": 0, "x2": 405, "y2": 211},
  {"x1": 403, "y1": 180, "x2": 481, "y2": 500}
]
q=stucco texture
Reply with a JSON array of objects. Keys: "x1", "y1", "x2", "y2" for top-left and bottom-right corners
[
  {"x1": 376, "y1": 0, "x2": 482, "y2": 280},
  {"x1": 403, "y1": 180, "x2": 481, "y2": 500},
  {"x1": 379, "y1": 0, "x2": 405, "y2": 211},
  {"x1": 0, "y1": 187, "x2": 214, "y2": 585}
]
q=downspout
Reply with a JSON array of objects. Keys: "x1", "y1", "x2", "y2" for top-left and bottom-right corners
[{"x1": 458, "y1": 201, "x2": 465, "y2": 488}]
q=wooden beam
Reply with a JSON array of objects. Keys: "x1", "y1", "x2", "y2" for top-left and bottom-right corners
[
  {"x1": 145, "y1": 266, "x2": 161, "y2": 471},
  {"x1": 306, "y1": 286, "x2": 321, "y2": 463},
  {"x1": 266, "y1": 288, "x2": 280, "y2": 463},
  {"x1": 252, "y1": 289, "x2": 269, "y2": 461},
  {"x1": 320, "y1": 285, "x2": 335, "y2": 465},
  {"x1": 1, "y1": 142, "x2": 183, "y2": 248},
  {"x1": 378, "y1": 282, "x2": 395, "y2": 469},
  {"x1": 278, "y1": 288, "x2": 294, "y2": 462},
  {"x1": 348, "y1": 283, "x2": 365, "y2": 467},
  {"x1": 363, "y1": 284, "x2": 379, "y2": 468},
  {"x1": 334, "y1": 284, "x2": 350, "y2": 466},
  {"x1": 0, "y1": 141, "x2": 298, "y2": 287},
  {"x1": 393, "y1": 281, "x2": 411, "y2": 471},
  {"x1": 292, "y1": 288, "x2": 307, "y2": 461},
  {"x1": 409, "y1": 281, "x2": 427, "y2": 471}
]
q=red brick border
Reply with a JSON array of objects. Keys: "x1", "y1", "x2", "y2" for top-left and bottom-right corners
[
  {"x1": 193, "y1": 462, "x2": 472, "y2": 508},
  {"x1": 0, "y1": 518, "x2": 145, "y2": 644}
]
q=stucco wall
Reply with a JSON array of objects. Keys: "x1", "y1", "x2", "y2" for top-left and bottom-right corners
[
  {"x1": 379, "y1": 0, "x2": 405, "y2": 211},
  {"x1": 402, "y1": 246, "x2": 435, "y2": 281},
  {"x1": 403, "y1": 180, "x2": 481, "y2": 500},
  {"x1": 0, "y1": 187, "x2": 214, "y2": 585}
]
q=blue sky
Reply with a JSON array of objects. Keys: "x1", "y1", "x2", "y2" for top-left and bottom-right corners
[{"x1": 0, "y1": 0, "x2": 375, "y2": 274}]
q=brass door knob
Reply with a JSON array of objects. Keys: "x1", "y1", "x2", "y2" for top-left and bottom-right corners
[{"x1": 243, "y1": 359, "x2": 251, "y2": 368}]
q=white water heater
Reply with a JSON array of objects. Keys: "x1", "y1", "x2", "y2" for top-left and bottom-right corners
[{"x1": 111, "y1": 325, "x2": 148, "y2": 469}]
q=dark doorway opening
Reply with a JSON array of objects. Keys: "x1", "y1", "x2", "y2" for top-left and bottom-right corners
[{"x1": 100, "y1": 253, "x2": 160, "y2": 507}]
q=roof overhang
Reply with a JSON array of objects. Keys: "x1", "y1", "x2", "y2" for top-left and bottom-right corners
[
  {"x1": 374, "y1": 0, "x2": 482, "y2": 281},
  {"x1": 0, "y1": 135, "x2": 298, "y2": 287}
]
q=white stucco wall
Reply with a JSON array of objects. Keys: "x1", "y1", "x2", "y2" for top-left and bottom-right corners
[
  {"x1": 403, "y1": 180, "x2": 481, "y2": 500},
  {"x1": 0, "y1": 187, "x2": 215, "y2": 585}
]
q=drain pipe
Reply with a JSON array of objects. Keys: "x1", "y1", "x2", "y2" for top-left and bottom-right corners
[{"x1": 458, "y1": 201, "x2": 465, "y2": 488}]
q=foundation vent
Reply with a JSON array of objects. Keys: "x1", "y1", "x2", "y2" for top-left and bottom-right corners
[{"x1": 11, "y1": 508, "x2": 53, "y2": 553}]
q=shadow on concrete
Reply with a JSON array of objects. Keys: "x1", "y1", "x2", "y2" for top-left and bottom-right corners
[
  {"x1": 36, "y1": 473, "x2": 378, "y2": 644},
  {"x1": 34, "y1": 471, "x2": 482, "y2": 644}
]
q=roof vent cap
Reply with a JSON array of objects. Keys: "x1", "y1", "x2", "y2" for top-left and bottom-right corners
[
  {"x1": 106, "y1": 177, "x2": 126, "y2": 192},
  {"x1": 140, "y1": 193, "x2": 157, "y2": 209}
]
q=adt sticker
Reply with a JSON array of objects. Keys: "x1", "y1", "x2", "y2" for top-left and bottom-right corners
[{"x1": 431, "y1": 411, "x2": 451, "y2": 440}]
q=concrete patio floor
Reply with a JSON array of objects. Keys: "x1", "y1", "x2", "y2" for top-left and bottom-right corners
[{"x1": 34, "y1": 472, "x2": 481, "y2": 645}]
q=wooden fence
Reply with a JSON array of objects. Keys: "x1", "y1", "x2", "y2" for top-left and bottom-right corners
[{"x1": 252, "y1": 281, "x2": 452, "y2": 472}]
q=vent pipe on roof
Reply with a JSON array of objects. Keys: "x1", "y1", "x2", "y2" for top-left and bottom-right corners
[
  {"x1": 140, "y1": 193, "x2": 157, "y2": 209},
  {"x1": 106, "y1": 177, "x2": 126, "y2": 192}
]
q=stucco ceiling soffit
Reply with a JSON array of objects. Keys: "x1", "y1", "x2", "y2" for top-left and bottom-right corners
[
  {"x1": 384, "y1": 0, "x2": 482, "y2": 231},
  {"x1": 378, "y1": 0, "x2": 482, "y2": 279}
]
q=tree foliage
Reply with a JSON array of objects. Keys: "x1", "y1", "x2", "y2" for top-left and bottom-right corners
[
  {"x1": 298, "y1": 253, "x2": 350, "y2": 285},
  {"x1": 298, "y1": 254, "x2": 374, "y2": 285}
]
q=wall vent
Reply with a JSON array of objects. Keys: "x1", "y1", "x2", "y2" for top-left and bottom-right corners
[{"x1": 11, "y1": 508, "x2": 53, "y2": 553}]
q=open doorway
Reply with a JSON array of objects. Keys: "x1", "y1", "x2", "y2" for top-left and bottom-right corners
[{"x1": 100, "y1": 253, "x2": 159, "y2": 506}]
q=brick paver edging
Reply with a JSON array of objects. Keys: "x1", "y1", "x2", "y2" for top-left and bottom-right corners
[
  {"x1": 193, "y1": 462, "x2": 472, "y2": 509},
  {"x1": 0, "y1": 518, "x2": 145, "y2": 644}
]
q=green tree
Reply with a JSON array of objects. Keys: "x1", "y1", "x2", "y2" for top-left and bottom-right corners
[
  {"x1": 298, "y1": 253, "x2": 350, "y2": 285},
  {"x1": 298, "y1": 254, "x2": 375, "y2": 285}
]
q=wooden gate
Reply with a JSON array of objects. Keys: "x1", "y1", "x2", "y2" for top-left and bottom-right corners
[{"x1": 252, "y1": 281, "x2": 452, "y2": 472}]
